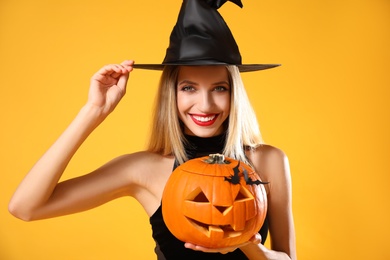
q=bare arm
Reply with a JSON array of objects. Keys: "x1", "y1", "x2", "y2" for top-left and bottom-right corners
[
  {"x1": 8, "y1": 60, "x2": 134, "y2": 221},
  {"x1": 241, "y1": 146, "x2": 296, "y2": 259}
]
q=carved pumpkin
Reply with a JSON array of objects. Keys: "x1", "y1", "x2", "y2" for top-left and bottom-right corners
[{"x1": 162, "y1": 154, "x2": 267, "y2": 248}]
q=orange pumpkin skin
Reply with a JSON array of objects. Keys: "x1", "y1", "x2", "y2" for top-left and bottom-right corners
[{"x1": 162, "y1": 154, "x2": 267, "y2": 248}]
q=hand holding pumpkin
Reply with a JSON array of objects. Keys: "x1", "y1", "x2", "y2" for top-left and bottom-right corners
[
  {"x1": 87, "y1": 60, "x2": 134, "y2": 117},
  {"x1": 184, "y1": 233, "x2": 262, "y2": 254}
]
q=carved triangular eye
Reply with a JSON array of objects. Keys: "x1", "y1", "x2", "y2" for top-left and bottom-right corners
[
  {"x1": 194, "y1": 191, "x2": 209, "y2": 203},
  {"x1": 234, "y1": 187, "x2": 253, "y2": 202},
  {"x1": 186, "y1": 187, "x2": 209, "y2": 203}
]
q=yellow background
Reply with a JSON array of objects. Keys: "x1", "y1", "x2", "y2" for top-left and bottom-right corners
[{"x1": 1, "y1": 0, "x2": 389, "y2": 259}]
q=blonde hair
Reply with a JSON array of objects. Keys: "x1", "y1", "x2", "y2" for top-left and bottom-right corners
[{"x1": 147, "y1": 65, "x2": 263, "y2": 165}]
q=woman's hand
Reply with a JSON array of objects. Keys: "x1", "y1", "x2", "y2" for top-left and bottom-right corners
[
  {"x1": 184, "y1": 233, "x2": 262, "y2": 255},
  {"x1": 87, "y1": 60, "x2": 134, "y2": 117}
]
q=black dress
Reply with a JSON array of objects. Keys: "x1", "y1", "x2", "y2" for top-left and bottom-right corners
[{"x1": 149, "y1": 134, "x2": 268, "y2": 259}]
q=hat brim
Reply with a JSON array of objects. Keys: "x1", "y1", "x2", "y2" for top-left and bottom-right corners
[{"x1": 132, "y1": 63, "x2": 280, "y2": 72}]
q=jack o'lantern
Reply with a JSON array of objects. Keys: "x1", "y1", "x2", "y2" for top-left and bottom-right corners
[{"x1": 162, "y1": 154, "x2": 267, "y2": 248}]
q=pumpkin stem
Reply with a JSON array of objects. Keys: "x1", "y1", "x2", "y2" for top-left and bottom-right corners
[{"x1": 204, "y1": 153, "x2": 231, "y2": 164}]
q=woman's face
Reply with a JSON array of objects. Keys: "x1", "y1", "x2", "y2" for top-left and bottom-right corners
[{"x1": 177, "y1": 66, "x2": 231, "y2": 137}]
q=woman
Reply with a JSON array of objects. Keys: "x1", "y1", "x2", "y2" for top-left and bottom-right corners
[
  {"x1": 9, "y1": 61, "x2": 296, "y2": 259},
  {"x1": 10, "y1": 0, "x2": 296, "y2": 258}
]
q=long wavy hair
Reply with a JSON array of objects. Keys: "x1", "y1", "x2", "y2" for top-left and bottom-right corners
[{"x1": 147, "y1": 65, "x2": 263, "y2": 165}]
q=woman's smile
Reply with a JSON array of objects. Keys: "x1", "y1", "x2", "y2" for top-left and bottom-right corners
[{"x1": 190, "y1": 114, "x2": 219, "y2": 126}]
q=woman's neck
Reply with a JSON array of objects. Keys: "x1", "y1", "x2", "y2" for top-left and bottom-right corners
[{"x1": 184, "y1": 132, "x2": 226, "y2": 160}]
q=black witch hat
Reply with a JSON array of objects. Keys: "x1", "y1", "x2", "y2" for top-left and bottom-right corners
[{"x1": 133, "y1": 0, "x2": 279, "y2": 72}]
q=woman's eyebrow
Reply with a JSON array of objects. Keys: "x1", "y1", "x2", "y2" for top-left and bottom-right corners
[
  {"x1": 178, "y1": 80, "x2": 229, "y2": 86},
  {"x1": 178, "y1": 80, "x2": 198, "y2": 86},
  {"x1": 212, "y1": 81, "x2": 230, "y2": 86}
]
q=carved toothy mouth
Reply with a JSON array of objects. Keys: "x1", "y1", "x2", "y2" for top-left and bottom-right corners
[{"x1": 186, "y1": 217, "x2": 243, "y2": 239}]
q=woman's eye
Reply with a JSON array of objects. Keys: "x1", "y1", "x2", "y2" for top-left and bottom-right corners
[
  {"x1": 181, "y1": 86, "x2": 196, "y2": 92},
  {"x1": 214, "y1": 86, "x2": 229, "y2": 92}
]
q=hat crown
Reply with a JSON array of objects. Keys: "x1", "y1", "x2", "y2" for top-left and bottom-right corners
[
  {"x1": 163, "y1": 0, "x2": 242, "y2": 65},
  {"x1": 133, "y1": 0, "x2": 280, "y2": 72}
]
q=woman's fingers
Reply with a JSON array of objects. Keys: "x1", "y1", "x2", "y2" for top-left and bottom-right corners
[
  {"x1": 249, "y1": 233, "x2": 262, "y2": 244},
  {"x1": 93, "y1": 60, "x2": 134, "y2": 82},
  {"x1": 184, "y1": 234, "x2": 262, "y2": 254},
  {"x1": 184, "y1": 243, "x2": 238, "y2": 254}
]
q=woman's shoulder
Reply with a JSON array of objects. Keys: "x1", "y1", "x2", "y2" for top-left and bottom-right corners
[
  {"x1": 98, "y1": 151, "x2": 174, "y2": 216},
  {"x1": 109, "y1": 150, "x2": 172, "y2": 163},
  {"x1": 109, "y1": 151, "x2": 175, "y2": 174},
  {"x1": 247, "y1": 144, "x2": 288, "y2": 163},
  {"x1": 246, "y1": 144, "x2": 290, "y2": 183}
]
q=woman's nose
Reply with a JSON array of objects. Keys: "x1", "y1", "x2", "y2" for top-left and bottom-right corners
[{"x1": 198, "y1": 91, "x2": 215, "y2": 111}]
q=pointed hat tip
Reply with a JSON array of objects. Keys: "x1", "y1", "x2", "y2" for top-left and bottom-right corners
[{"x1": 206, "y1": 0, "x2": 243, "y2": 9}]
